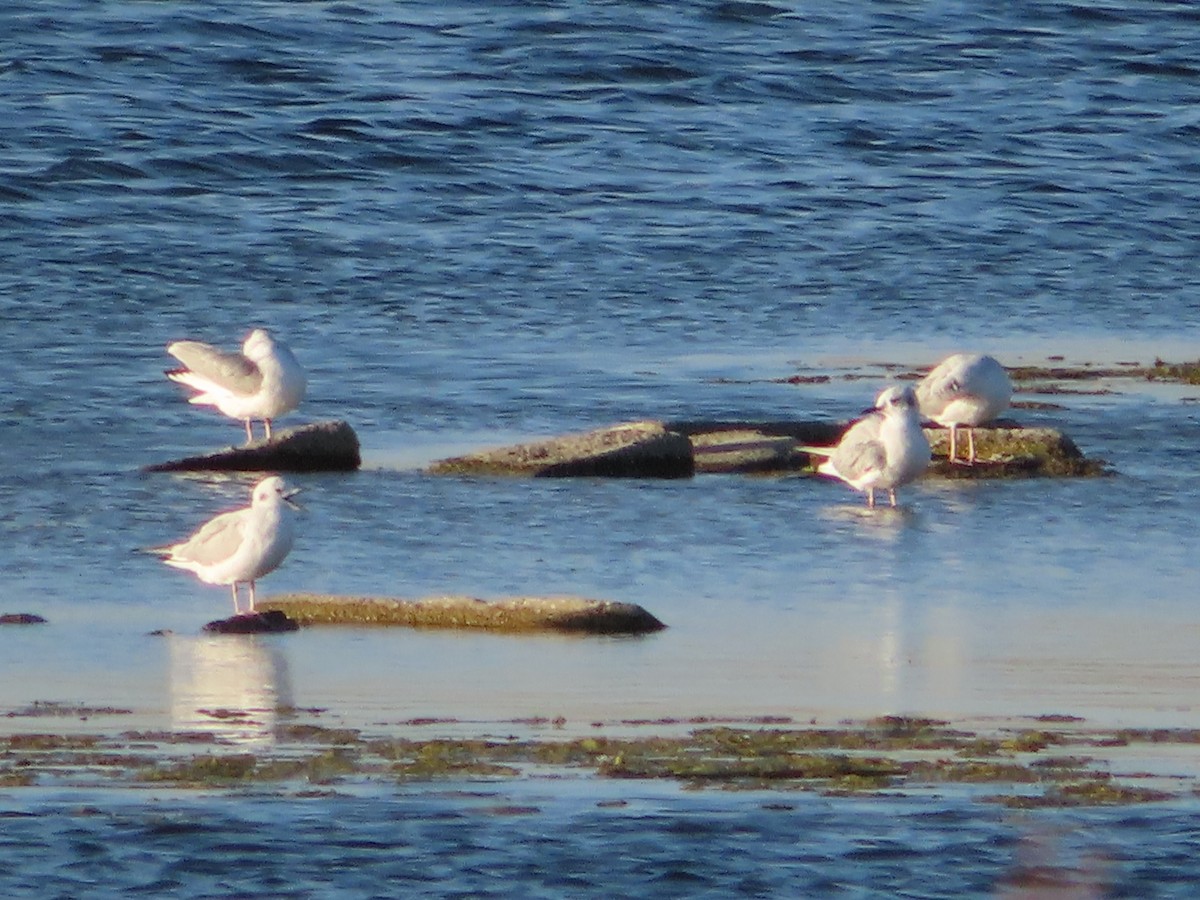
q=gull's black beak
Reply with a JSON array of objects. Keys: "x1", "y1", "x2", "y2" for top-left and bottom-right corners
[{"x1": 283, "y1": 487, "x2": 304, "y2": 510}]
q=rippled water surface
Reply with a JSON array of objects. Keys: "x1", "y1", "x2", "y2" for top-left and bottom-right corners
[
  {"x1": 5, "y1": 0, "x2": 1200, "y2": 894},
  {"x1": 5, "y1": 785, "x2": 1200, "y2": 898}
]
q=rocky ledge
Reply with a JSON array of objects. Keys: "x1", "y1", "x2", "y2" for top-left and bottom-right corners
[
  {"x1": 145, "y1": 420, "x2": 361, "y2": 473},
  {"x1": 426, "y1": 419, "x2": 1107, "y2": 478},
  {"x1": 261, "y1": 594, "x2": 667, "y2": 635},
  {"x1": 427, "y1": 420, "x2": 694, "y2": 478}
]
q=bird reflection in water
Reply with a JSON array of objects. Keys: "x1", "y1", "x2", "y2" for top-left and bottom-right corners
[{"x1": 169, "y1": 635, "x2": 293, "y2": 747}]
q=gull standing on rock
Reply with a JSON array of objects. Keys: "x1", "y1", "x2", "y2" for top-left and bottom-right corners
[
  {"x1": 916, "y1": 353, "x2": 1012, "y2": 464},
  {"x1": 166, "y1": 328, "x2": 306, "y2": 444},
  {"x1": 807, "y1": 385, "x2": 931, "y2": 508},
  {"x1": 149, "y1": 476, "x2": 300, "y2": 615}
]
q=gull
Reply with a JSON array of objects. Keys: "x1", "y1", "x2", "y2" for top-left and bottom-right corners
[
  {"x1": 805, "y1": 385, "x2": 931, "y2": 508},
  {"x1": 916, "y1": 353, "x2": 1012, "y2": 464},
  {"x1": 166, "y1": 328, "x2": 306, "y2": 444},
  {"x1": 149, "y1": 476, "x2": 299, "y2": 616}
]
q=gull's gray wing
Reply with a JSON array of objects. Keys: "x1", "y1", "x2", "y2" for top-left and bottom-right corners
[
  {"x1": 167, "y1": 341, "x2": 262, "y2": 395},
  {"x1": 828, "y1": 413, "x2": 886, "y2": 481},
  {"x1": 915, "y1": 367, "x2": 958, "y2": 419},
  {"x1": 829, "y1": 437, "x2": 886, "y2": 483},
  {"x1": 170, "y1": 509, "x2": 248, "y2": 566}
]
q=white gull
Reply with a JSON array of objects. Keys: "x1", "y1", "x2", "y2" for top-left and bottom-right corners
[
  {"x1": 807, "y1": 385, "x2": 931, "y2": 508},
  {"x1": 150, "y1": 476, "x2": 299, "y2": 615},
  {"x1": 916, "y1": 353, "x2": 1012, "y2": 464},
  {"x1": 166, "y1": 328, "x2": 306, "y2": 444}
]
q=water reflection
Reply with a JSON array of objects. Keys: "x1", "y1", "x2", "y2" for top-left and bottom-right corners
[
  {"x1": 168, "y1": 635, "x2": 292, "y2": 747},
  {"x1": 819, "y1": 502, "x2": 915, "y2": 539}
]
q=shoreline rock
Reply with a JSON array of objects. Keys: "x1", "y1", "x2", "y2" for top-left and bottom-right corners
[
  {"x1": 261, "y1": 594, "x2": 667, "y2": 635},
  {"x1": 145, "y1": 420, "x2": 361, "y2": 473}
]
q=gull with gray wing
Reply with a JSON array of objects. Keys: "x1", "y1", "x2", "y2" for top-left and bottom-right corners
[
  {"x1": 166, "y1": 328, "x2": 306, "y2": 444},
  {"x1": 916, "y1": 353, "x2": 1012, "y2": 464},
  {"x1": 807, "y1": 385, "x2": 931, "y2": 508},
  {"x1": 148, "y1": 476, "x2": 299, "y2": 615}
]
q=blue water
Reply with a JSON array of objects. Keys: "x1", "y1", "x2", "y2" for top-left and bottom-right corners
[
  {"x1": 6, "y1": 784, "x2": 1200, "y2": 899},
  {"x1": 5, "y1": 0, "x2": 1200, "y2": 894}
]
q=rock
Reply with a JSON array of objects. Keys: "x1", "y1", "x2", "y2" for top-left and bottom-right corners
[
  {"x1": 145, "y1": 420, "x2": 361, "y2": 473},
  {"x1": 668, "y1": 421, "x2": 846, "y2": 474},
  {"x1": 432, "y1": 418, "x2": 1106, "y2": 479},
  {"x1": 202, "y1": 610, "x2": 300, "y2": 634},
  {"x1": 427, "y1": 420, "x2": 694, "y2": 478},
  {"x1": 262, "y1": 594, "x2": 667, "y2": 635},
  {"x1": 923, "y1": 425, "x2": 1108, "y2": 477},
  {"x1": 0, "y1": 613, "x2": 47, "y2": 625},
  {"x1": 675, "y1": 420, "x2": 1106, "y2": 477}
]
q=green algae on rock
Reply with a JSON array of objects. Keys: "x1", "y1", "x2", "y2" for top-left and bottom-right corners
[
  {"x1": 924, "y1": 426, "x2": 1109, "y2": 477},
  {"x1": 4, "y1": 718, "x2": 1198, "y2": 805},
  {"x1": 1147, "y1": 359, "x2": 1200, "y2": 384},
  {"x1": 261, "y1": 593, "x2": 667, "y2": 635},
  {"x1": 1006, "y1": 359, "x2": 1200, "y2": 386},
  {"x1": 144, "y1": 419, "x2": 361, "y2": 473}
]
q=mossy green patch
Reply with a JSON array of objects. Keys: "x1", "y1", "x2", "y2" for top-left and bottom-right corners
[
  {"x1": 989, "y1": 781, "x2": 1175, "y2": 808},
  {"x1": 261, "y1": 594, "x2": 666, "y2": 635},
  {"x1": 138, "y1": 753, "x2": 260, "y2": 785},
  {"x1": 1001, "y1": 731, "x2": 1064, "y2": 753},
  {"x1": 2, "y1": 718, "x2": 1196, "y2": 805},
  {"x1": 1148, "y1": 359, "x2": 1200, "y2": 384}
]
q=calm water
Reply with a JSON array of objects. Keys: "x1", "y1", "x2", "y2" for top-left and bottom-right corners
[{"x1": 5, "y1": 0, "x2": 1200, "y2": 894}]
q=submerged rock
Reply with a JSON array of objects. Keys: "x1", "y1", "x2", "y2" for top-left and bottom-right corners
[
  {"x1": 262, "y1": 594, "x2": 667, "y2": 635},
  {"x1": 0, "y1": 613, "x2": 47, "y2": 625},
  {"x1": 203, "y1": 609, "x2": 300, "y2": 634},
  {"x1": 145, "y1": 420, "x2": 361, "y2": 473},
  {"x1": 427, "y1": 420, "x2": 694, "y2": 478}
]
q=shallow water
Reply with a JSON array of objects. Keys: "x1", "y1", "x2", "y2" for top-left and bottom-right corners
[
  {"x1": 5, "y1": 0, "x2": 1200, "y2": 891},
  {"x1": 7, "y1": 385, "x2": 1200, "y2": 733}
]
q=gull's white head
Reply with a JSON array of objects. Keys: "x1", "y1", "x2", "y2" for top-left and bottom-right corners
[
  {"x1": 251, "y1": 475, "x2": 298, "y2": 508},
  {"x1": 242, "y1": 329, "x2": 277, "y2": 361},
  {"x1": 874, "y1": 385, "x2": 919, "y2": 413}
]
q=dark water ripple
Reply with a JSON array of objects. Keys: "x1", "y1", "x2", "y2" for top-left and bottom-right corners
[
  {"x1": 5, "y1": 0, "x2": 1200, "y2": 357},
  {"x1": 3, "y1": 789, "x2": 1199, "y2": 898}
]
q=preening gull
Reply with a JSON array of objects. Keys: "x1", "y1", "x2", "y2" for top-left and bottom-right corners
[
  {"x1": 916, "y1": 353, "x2": 1012, "y2": 464},
  {"x1": 808, "y1": 385, "x2": 931, "y2": 508},
  {"x1": 149, "y1": 476, "x2": 299, "y2": 615},
  {"x1": 166, "y1": 329, "x2": 306, "y2": 444}
]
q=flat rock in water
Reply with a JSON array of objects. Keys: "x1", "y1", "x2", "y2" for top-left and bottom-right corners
[
  {"x1": 145, "y1": 420, "x2": 361, "y2": 473},
  {"x1": 669, "y1": 420, "x2": 846, "y2": 474},
  {"x1": 428, "y1": 418, "x2": 1104, "y2": 478},
  {"x1": 923, "y1": 425, "x2": 1107, "y2": 477},
  {"x1": 427, "y1": 420, "x2": 694, "y2": 478},
  {"x1": 677, "y1": 419, "x2": 1106, "y2": 476},
  {"x1": 0, "y1": 613, "x2": 47, "y2": 625},
  {"x1": 262, "y1": 594, "x2": 667, "y2": 635},
  {"x1": 203, "y1": 610, "x2": 300, "y2": 634}
]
